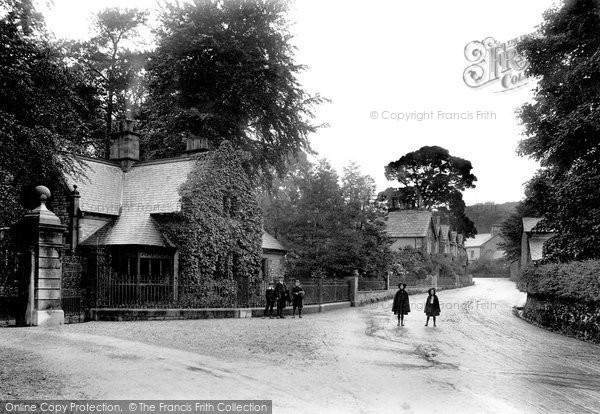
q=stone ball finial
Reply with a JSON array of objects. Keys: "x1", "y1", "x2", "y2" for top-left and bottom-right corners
[{"x1": 35, "y1": 185, "x2": 51, "y2": 203}]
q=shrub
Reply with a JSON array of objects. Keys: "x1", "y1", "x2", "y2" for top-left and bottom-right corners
[
  {"x1": 469, "y1": 257, "x2": 509, "y2": 276},
  {"x1": 518, "y1": 260, "x2": 600, "y2": 303}
]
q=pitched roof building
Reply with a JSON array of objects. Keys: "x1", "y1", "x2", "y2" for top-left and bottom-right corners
[
  {"x1": 385, "y1": 210, "x2": 438, "y2": 254},
  {"x1": 56, "y1": 120, "x2": 285, "y2": 307},
  {"x1": 521, "y1": 217, "x2": 553, "y2": 266}
]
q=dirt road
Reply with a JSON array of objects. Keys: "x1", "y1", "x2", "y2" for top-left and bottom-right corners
[{"x1": 1, "y1": 279, "x2": 599, "y2": 413}]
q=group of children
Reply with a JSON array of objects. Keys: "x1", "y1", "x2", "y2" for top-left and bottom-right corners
[
  {"x1": 263, "y1": 276, "x2": 305, "y2": 319},
  {"x1": 262, "y1": 278, "x2": 441, "y2": 325},
  {"x1": 392, "y1": 283, "x2": 441, "y2": 327}
]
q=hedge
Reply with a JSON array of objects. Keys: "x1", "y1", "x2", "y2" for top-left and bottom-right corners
[{"x1": 518, "y1": 260, "x2": 600, "y2": 303}]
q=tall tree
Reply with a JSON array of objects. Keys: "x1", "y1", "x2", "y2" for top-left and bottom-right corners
[
  {"x1": 382, "y1": 146, "x2": 477, "y2": 237},
  {"x1": 0, "y1": 1, "x2": 98, "y2": 222},
  {"x1": 516, "y1": 0, "x2": 600, "y2": 261},
  {"x1": 341, "y1": 162, "x2": 378, "y2": 229},
  {"x1": 262, "y1": 159, "x2": 393, "y2": 278},
  {"x1": 67, "y1": 7, "x2": 148, "y2": 157},
  {"x1": 144, "y1": 0, "x2": 325, "y2": 181}
]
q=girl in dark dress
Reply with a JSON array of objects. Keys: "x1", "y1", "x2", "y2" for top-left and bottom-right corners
[
  {"x1": 424, "y1": 288, "x2": 441, "y2": 327},
  {"x1": 291, "y1": 279, "x2": 305, "y2": 318},
  {"x1": 392, "y1": 283, "x2": 410, "y2": 326}
]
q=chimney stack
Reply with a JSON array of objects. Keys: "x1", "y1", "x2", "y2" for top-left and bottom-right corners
[
  {"x1": 110, "y1": 119, "x2": 139, "y2": 172},
  {"x1": 491, "y1": 224, "x2": 501, "y2": 236}
]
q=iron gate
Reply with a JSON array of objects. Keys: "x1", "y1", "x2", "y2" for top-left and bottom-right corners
[{"x1": 0, "y1": 234, "x2": 21, "y2": 327}]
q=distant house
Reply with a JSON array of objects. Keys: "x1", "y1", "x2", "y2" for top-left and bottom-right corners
[
  {"x1": 521, "y1": 217, "x2": 553, "y2": 267},
  {"x1": 385, "y1": 210, "x2": 439, "y2": 254},
  {"x1": 465, "y1": 224, "x2": 505, "y2": 261}
]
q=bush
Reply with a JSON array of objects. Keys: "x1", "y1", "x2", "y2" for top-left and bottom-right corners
[
  {"x1": 391, "y1": 246, "x2": 432, "y2": 280},
  {"x1": 469, "y1": 257, "x2": 509, "y2": 277},
  {"x1": 518, "y1": 260, "x2": 600, "y2": 303}
]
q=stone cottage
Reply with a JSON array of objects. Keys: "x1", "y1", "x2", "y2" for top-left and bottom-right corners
[
  {"x1": 384, "y1": 210, "x2": 439, "y2": 254},
  {"x1": 54, "y1": 120, "x2": 285, "y2": 307}
]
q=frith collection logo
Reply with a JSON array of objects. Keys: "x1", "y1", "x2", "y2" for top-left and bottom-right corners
[{"x1": 463, "y1": 36, "x2": 530, "y2": 92}]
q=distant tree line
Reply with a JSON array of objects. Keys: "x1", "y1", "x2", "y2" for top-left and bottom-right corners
[
  {"x1": 261, "y1": 156, "x2": 394, "y2": 279},
  {"x1": 0, "y1": 0, "x2": 323, "y2": 227}
]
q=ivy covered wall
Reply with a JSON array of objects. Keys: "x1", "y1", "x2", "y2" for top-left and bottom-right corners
[{"x1": 156, "y1": 141, "x2": 263, "y2": 304}]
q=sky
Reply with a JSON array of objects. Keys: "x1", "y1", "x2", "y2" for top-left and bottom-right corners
[{"x1": 42, "y1": 0, "x2": 559, "y2": 205}]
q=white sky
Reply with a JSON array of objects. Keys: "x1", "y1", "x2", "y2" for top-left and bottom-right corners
[{"x1": 42, "y1": 0, "x2": 558, "y2": 204}]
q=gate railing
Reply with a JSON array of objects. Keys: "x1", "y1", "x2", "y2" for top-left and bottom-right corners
[
  {"x1": 357, "y1": 279, "x2": 387, "y2": 291},
  {"x1": 0, "y1": 235, "x2": 20, "y2": 327},
  {"x1": 92, "y1": 273, "x2": 353, "y2": 309}
]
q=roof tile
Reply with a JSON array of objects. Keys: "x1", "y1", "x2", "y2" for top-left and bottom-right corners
[
  {"x1": 262, "y1": 231, "x2": 286, "y2": 252},
  {"x1": 385, "y1": 210, "x2": 433, "y2": 238}
]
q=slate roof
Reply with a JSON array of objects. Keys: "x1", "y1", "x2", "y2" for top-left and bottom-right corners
[
  {"x1": 262, "y1": 231, "x2": 286, "y2": 252},
  {"x1": 80, "y1": 213, "x2": 174, "y2": 247},
  {"x1": 65, "y1": 155, "x2": 203, "y2": 216},
  {"x1": 523, "y1": 217, "x2": 544, "y2": 233},
  {"x1": 67, "y1": 155, "x2": 206, "y2": 246},
  {"x1": 121, "y1": 158, "x2": 205, "y2": 213},
  {"x1": 465, "y1": 233, "x2": 494, "y2": 248},
  {"x1": 385, "y1": 210, "x2": 433, "y2": 238},
  {"x1": 65, "y1": 158, "x2": 124, "y2": 215},
  {"x1": 68, "y1": 154, "x2": 281, "y2": 251}
]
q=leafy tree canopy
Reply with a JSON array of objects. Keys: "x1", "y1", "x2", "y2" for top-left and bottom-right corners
[
  {"x1": 0, "y1": 1, "x2": 98, "y2": 218},
  {"x1": 516, "y1": 0, "x2": 600, "y2": 262},
  {"x1": 261, "y1": 158, "x2": 393, "y2": 278},
  {"x1": 66, "y1": 7, "x2": 149, "y2": 157},
  {"x1": 518, "y1": 0, "x2": 600, "y2": 172},
  {"x1": 143, "y1": 0, "x2": 325, "y2": 182},
  {"x1": 381, "y1": 146, "x2": 477, "y2": 238}
]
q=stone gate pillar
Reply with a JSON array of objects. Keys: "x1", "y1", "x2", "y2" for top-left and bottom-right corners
[{"x1": 17, "y1": 186, "x2": 66, "y2": 327}]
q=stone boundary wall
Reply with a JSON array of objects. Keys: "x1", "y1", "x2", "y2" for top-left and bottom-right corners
[
  {"x1": 88, "y1": 301, "x2": 352, "y2": 321},
  {"x1": 522, "y1": 294, "x2": 600, "y2": 344}
]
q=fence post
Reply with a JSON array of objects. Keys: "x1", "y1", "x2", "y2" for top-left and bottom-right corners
[
  {"x1": 317, "y1": 277, "x2": 323, "y2": 306},
  {"x1": 173, "y1": 251, "x2": 179, "y2": 301}
]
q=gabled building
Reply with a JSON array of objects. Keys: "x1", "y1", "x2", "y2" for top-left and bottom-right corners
[
  {"x1": 521, "y1": 217, "x2": 553, "y2": 267},
  {"x1": 385, "y1": 210, "x2": 438, "y2": 254},
  {"x1": 54, "y1": 120, "x2": 284, "y2": 305},
  {"x1": 465, "y1": 224, "x2": 505, "y2": 261}
]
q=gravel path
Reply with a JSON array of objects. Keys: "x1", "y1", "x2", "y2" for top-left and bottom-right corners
[{"x1": 1, "y1": 279, "x2": 600, "y2": 413}]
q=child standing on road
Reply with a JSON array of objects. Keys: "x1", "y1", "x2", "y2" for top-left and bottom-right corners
[
  {"x1": 275, "y1": 276, "x2": 289, "y2": 318},
  {"x1": 392, "y1": 283, "x2": 410, "y2": 326},
  {"x1": 291, "y1": 279, "x2": 305, "y2": 318},
  {"x1": 425, "y1": 288, "x2": 441, "y2": 327},
  {"x1": 263, "y1": 281, "x2": 276, "y2": 319}
]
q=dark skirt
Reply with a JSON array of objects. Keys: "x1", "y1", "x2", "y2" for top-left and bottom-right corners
[{"x1": 425, "y1": 298, "x2": 440, "y2": 316}]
